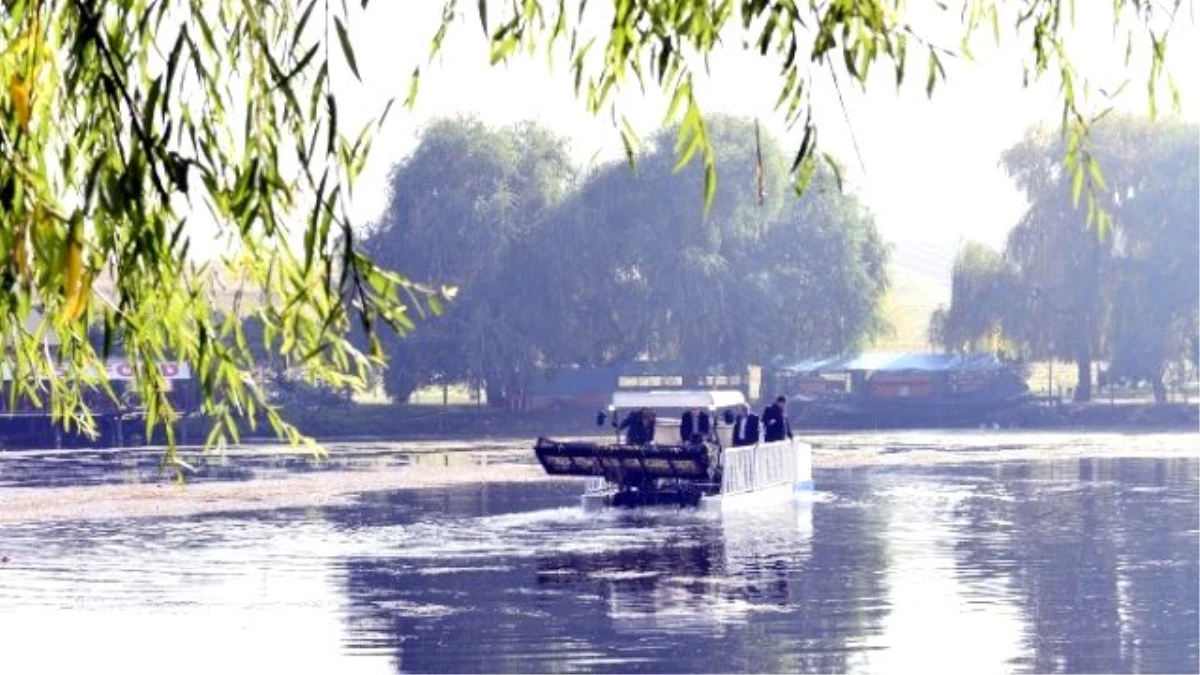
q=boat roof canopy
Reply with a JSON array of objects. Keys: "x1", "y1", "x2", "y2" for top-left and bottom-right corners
[{"x1": 610, "y1": 389, "x2": 747, "y2": 411}]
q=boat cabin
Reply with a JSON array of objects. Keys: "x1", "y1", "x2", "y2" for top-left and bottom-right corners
[{"x1": 598, "y1": 389, "x2": 748, "y2": 447}]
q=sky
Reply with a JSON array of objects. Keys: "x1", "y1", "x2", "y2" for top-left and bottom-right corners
[{"x1": 325, "y1": 0, "x2": 1198, "y2": 265}]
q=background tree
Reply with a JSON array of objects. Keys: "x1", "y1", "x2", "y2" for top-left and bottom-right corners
[
  {"x1": 929, "y1": 242, "x2": 1020, "y2": 354},
  {"x1": 746, "y1": 182, "x2": 890, "y2": 359},
  {"x1": 531, "y1": 116, "x2": 889, "y2": 373},
  {"x1": 362, "y1": 117, "x2": 574, "y2": 406},
  {"x1": 1003, "y1": 198, "x2": 1114, "y2": 402},
  {"x1": 1103, "y1": 119, "x2": 1199, "y2": 400},
  {"x1": 362, "y1": 115, "x2": 888, "y2": 405},
  {"x1": 935, "y1": 116, "x2": 1198, "y2": 402}
]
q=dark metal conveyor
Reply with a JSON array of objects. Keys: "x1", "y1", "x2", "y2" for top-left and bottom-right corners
[{"x1": 533, "y1": 437, "x2": 715, "y2": 488}]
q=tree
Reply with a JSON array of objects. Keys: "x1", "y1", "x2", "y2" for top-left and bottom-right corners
[
  {"x1": 1003, "y1": 116, "x2": 1197, "y2": 401},
  {"x1": 362, "y1": 117, "x2": 574, "y2": 407},
  {"x1": 0, "y1": 0, "x2": 1181, "y2": 458},
  {"x1": 735, "y1": 172, "x2": 890, "y2": 360},
  {"x1": 532, "y1": 116, "x2": 889, "y2": 371},
  {"x1": 938, "y1": 116, "x2": 1197, "y2": 402},
  {"x1": 1, "y1": 0, "x2": 442, "y2": 461},
  {"x1": 1104, "y1": 119, "x2": 1199, "y2": 400},
  {"x1": 930, "y1": 242, "x2": 1020, "y2": 354},
  {"x1": 1007, "y1": 201, "x2": 1114, "y2": 402}
]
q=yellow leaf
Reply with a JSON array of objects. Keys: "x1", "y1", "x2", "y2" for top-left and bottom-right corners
[
  {"x1": 2, "y1": 33, "x2": 30, "y2": 60},
  {"x1": 13, "y1": 217, "x2": 28, "y2": 286},
  {"x1": 8, "y1": 74, "x2": 30, "y2": 130},
  {"x1": 34, "y1": 205, "x2": 50, "y2": 232},
  {"x1": 60, "y1": 215, "x2": 84, "y2": 323},
  {"x1": 64, "y1": 270, "x2": 93, "y2": 323}
]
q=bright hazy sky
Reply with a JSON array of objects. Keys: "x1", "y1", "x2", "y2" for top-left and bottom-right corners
[{"x1": 329, "y1": 2, "x2": 1197, "y2": 258}]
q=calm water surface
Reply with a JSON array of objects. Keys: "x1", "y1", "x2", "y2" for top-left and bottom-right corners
[{"x1": 0, "y1": 436, "x2": 1196, "y2": 674}]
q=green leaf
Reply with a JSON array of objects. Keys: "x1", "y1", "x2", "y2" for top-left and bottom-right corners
[
  {"x1": 377, "y1": 97, "x2": 396, "y2": 129},
  {"x1": 491, "y1": 33, "x2": 519, "y2": 64},
  {"x1": 791, "y1": 112, "x2": 814, "y2": 173},
  {"x1": 925, "y1": 50, "x2": 942, "y2": 97},
  {"x1": 618, "y1": 115, "x2": 640, "y2": 168},
  {"x1": 310, "y1": 62, "x2": 329, "y2": 118},
  {"x1": 142, "y1": 76, "x2": 162, "y2": 133},
  {"x1": 163, "y1": 29, "x2": 188, "y2": 102},
  {"x1": 663, "y1": 77, "x2": 690, "y2": 125},
  {"x1": 326, "y1": 94, "x2": 338, "y2": 155},
  {"x1": 280, "y1": 43, "x2": 320, "y2": 90},
  {"x1": 774, "y1": 67, "x2": 797, "y2": 111},
  {"x1": 1071, "y1": 163, "x2": 1084, "y2": 206},
  {"x1": 1087, "y1": 157, "x2": 1106, "y2": 192},
  {"x1": 823, "y1": 152, "x2": 844, "y2": 192},
  {"x1": 405, "y1": 67, "x2": 421, "y2": 109},
  {"x1": 334, "y1": 18, "x2": 361, "y2": 80},
  {"x1": 702, "y1": 153, "x2": 717, "y2": 210},
  {"x1": 673, "y1": 115, "x2": 701, "y2": 173},
  {"x1": 294, "y1": 0, "x2": 319, "y2": 46}
]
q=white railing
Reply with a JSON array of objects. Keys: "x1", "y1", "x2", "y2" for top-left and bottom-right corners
[
  {"x1": 583, "y1": 476, "x2": 610, "y2": 494},
  {"x1": 720, "y1": 440, "x2": 797, "y2": 496}
]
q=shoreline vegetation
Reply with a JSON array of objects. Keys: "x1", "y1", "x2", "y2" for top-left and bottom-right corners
[
  {"x1": 228, "y1": 401, "x2": 1199, "y2": 444},
  {"x1": 2, "y1": 400, "x2": 1196, "y2": 452}
]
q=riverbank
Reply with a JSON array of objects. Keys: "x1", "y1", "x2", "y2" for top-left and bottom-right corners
[
  {"x1": 3, "y1": 400, "x2": 1196, "y2": 451},
  {"x1": 258, "y1": 400, "x2": 1200, "y2": 442}
]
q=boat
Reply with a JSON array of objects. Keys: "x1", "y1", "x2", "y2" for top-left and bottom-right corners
[
  {"x1": 533, "y1": 389, "x2": 813, "y2": 510},
  {"x1": 769, "y1": 352, "x2": 1030, "y2": 428}
]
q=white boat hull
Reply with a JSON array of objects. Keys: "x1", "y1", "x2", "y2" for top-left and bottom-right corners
[{"x1": 580, "y1": 438, "x2": 813, "y2": 511}]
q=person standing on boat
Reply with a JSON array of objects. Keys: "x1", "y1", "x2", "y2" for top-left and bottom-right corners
[
  {"x1": 619, "y1": 408, "x2": 648, "y2": 445},
  {"x1": 679, "y1": 407, "x2": 711, "y2": 444},
  {"x1": 640, "y1": 408, "x2": 657, "y2": 443},
  {"x1": 731, "y1": 403, "x2": 761, "y2": 447},
  {"x1": 762, "y1": 395, "x2": 793, "y2": 443}
]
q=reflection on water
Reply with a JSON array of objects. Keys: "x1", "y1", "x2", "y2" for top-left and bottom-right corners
[{"x1": 0, "y1": 454, "x2": 1196, "y2": 674}]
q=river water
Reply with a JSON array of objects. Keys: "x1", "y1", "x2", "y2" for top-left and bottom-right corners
[{"x1": 0, "y1": 431, "x2": 1196, "y2": 674}]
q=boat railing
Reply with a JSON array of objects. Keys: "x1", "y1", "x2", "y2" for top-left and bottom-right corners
[{"x1": 720, "y1": 441, "x2": 796, "y2": 496}]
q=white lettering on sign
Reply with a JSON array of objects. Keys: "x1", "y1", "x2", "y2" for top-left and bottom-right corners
[{"x1": 2, "y1": 361, "x2": 193, "y2": 381}]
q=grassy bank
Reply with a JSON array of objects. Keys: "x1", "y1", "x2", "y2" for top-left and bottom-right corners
[
  {"x1": 227, "y1": 400, "x2": 1198, "y2": 443},
  {"x1": 7, "y1": 400, "x2": 1193, "y2": 452}
]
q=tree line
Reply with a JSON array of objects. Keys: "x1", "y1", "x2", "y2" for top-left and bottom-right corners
[
  {"x1": 0, "y1": 0, "x2": 1174, "y2": 453},
  {"x1": 930, "y1": 116, "x2": 1198, "y2": 402},
  {"x1": 361, "y1": 116, "x2": 891, "y2": 408}
]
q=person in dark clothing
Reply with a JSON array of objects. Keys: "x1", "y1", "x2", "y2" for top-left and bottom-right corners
[
  {"x1": 762, "y1": 395, "x2": 792, "y2": 443},
  {"x1": 619, "y1": 408, "x2": 648, "y2": 445},
  {"x1": 641, "y1": 408, "x2": 657, "y2": 443},
  {"x1": 679, "y1": 407, "x2": 711, "y2": 443},
  {"x1": 731, "y1": 403, "x2": 761, "y2": 447}
]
